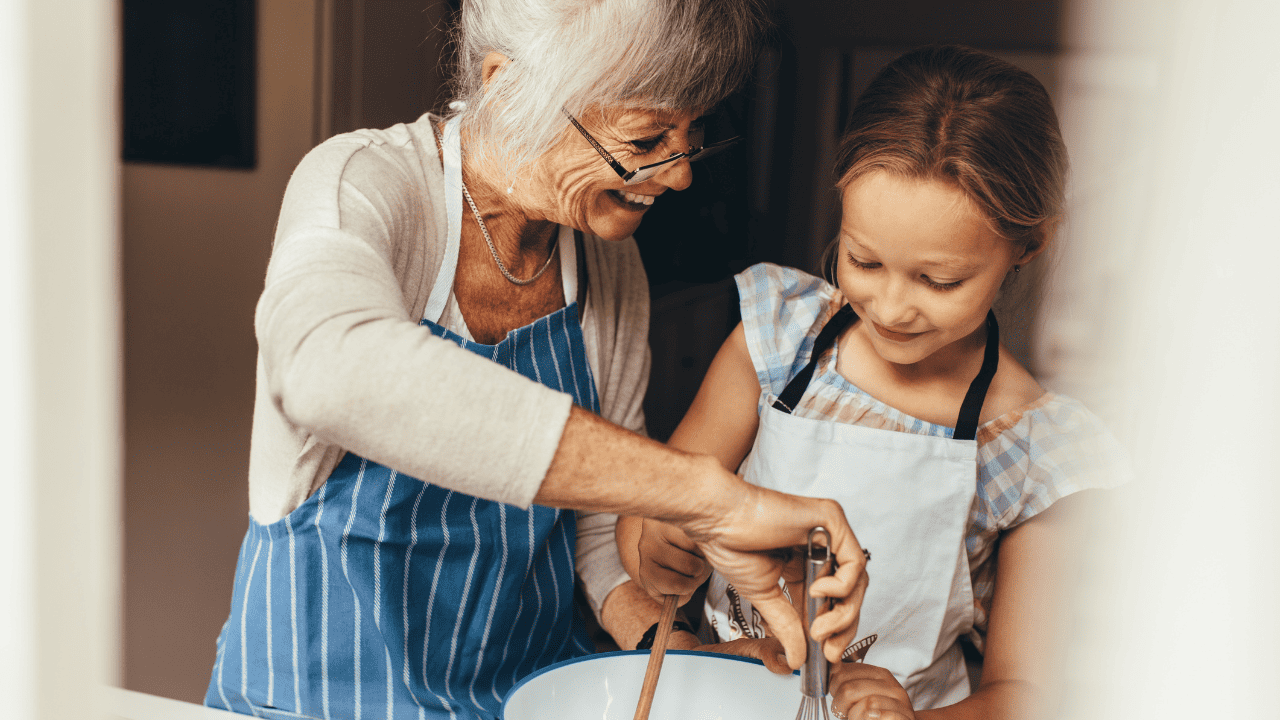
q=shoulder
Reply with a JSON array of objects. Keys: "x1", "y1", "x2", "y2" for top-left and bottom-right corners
[
  {"x1": 981, "y1": 393, "x2": 1119, "y2": 449},
  {"x1": 976, "y1": 393, "x2": 1131, "y2": 529},
  {"x1": 284, "y1": 114, "x2": 443, "y2": 214},
  {"x1": 734, "y1": 263, "x2": 833, "y2": 317},
  {"x1": 268, "y1": 114, "x2": 448, "y2": 323},
  {"x1": 978, "y1": 345, "x2": 1046, "y2": 424},
  {"x1": 733, "y1": 263, "x2": 842, "y2": 396}
]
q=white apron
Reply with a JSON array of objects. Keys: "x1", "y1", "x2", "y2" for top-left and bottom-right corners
[{"x1": 705, "y1": 305, "x2": 999, "y2": 709}]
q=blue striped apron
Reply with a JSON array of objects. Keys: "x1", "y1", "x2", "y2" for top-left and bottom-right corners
[{"x1": 207, "y1": 116, "x2": 596, "y2": 720}]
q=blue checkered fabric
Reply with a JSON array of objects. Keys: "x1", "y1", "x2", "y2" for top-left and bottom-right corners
[{"x1": 735, "y1": 263, "x2": 1130, "y2": 649}]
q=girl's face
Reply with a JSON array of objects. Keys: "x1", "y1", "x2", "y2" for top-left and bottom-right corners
[{"x1": 835, "y1": 171, "x2": 1024, "y2": 368}]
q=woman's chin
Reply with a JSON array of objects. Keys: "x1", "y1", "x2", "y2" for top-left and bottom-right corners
[{"x1": 584, "y1": 216, "x2": 644, "y2": 241}]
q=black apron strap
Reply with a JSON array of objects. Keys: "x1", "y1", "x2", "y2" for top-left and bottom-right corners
[
  {"x1": 771, "y1": 306, "x2": 1000, "y2": 442},
  {"x1": 952, "y1": 310, "x2": 1000, "y2": 441},
  {"x1": 773, "y1": 305, "x2": 856, "y2": 413}
]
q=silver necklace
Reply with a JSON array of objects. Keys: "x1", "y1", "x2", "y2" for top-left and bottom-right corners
[{"x1": 460, "y1": 180, "x2": 558, "y2": 286}]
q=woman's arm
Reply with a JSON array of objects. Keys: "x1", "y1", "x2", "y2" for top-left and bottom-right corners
[
  {"x1": 540, "y1": 403, "x2": 867, "y2": 669},
  {"x1": 830, "y1": 491, "x2": 1100, "y2": 720}
]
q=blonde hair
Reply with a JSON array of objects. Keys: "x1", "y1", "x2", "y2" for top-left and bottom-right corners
[
  {"x1": 834, "y1": 45, "x2": 1068, "y2": 254},
  {"x1": 447, "y1": 0, "x2": 767, "y2": 179}
]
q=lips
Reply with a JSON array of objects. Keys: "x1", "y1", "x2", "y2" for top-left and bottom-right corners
[{"x1": 871, "y1": 321, "x2": 925, "y2": 342}]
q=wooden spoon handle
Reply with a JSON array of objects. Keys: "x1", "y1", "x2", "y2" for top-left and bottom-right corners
[{"x1": 632, "y1": 595, "x2": 680, "y2": 720}]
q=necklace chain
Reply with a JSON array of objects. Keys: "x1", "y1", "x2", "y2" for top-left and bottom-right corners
[{"x1": 461, "y1": 180, "x2": 558, "y2": 286}]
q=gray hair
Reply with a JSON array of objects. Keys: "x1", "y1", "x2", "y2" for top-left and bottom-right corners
[{"x1": 446, "y1": 0, "x2": 767, "y2": 178}]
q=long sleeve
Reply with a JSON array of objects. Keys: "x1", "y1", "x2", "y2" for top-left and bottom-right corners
[{"x1": 247, "y1": 117, "x2": 573, "y2": 522}]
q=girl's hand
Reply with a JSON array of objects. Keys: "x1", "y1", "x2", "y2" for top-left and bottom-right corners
[
  {"x1": 665, "y1": 629, "x2": 702, "y2": 651},
  {"x1": 829, "y1": 662, "x2": 915, "y2": 720},
  {"x1": 635, "y1": 519, "x2": 711, "y2": 605},
  {"x1": 695, "y1": 637, "x2": 792, "y2": 675}
]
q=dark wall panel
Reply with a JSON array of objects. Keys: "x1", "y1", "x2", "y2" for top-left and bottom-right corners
[{"x1": 123, "y1": 0, "x2": 256, "y2": 168}]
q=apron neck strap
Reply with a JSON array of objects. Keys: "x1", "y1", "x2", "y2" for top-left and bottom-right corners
[
  {"x1": 952, "y1": 310, "x2": 999, "y2": 441},
  {"x1": 771, "y1": 306, "x2": 1000, "y2": 442},
  {"x1": 772, "y1": 305, "x2": 856, "y2": 414},
  {"x1": 423, "y1": 116, "x2": 464, "y2": 323}
]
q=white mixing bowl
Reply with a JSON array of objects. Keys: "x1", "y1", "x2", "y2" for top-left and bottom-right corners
[{"x1": 502, "y1": 650, "x2": 801, "y2": 720}]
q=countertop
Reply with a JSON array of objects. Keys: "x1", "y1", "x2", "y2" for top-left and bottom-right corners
[{"x1": 107, "y1": 687, "x2": 249, "y2": 720}]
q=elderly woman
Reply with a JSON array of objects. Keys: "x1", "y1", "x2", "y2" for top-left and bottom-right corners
[{"x1": 206, "y1": 1, "x2": 867, "y2": 718}]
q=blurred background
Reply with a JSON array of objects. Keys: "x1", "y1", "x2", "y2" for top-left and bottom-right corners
[{"x1": 2, "y1": 0, "x2": 1278, "y2": 718}]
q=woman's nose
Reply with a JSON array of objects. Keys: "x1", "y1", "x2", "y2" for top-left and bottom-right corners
[{"x1": 653, "y1": 155, "x2": 693, "y2": 191}]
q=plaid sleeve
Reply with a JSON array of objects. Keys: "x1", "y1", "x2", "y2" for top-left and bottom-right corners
[
  {"x1": 733, "y1": 263, "x2": 841, "y2": 398},
  {"x1": 977, "y1": 394, "x2": 1132, "y2": 532},
  {"x1": 965, "y1": 394, "x2": 1132, "y2": 646}
]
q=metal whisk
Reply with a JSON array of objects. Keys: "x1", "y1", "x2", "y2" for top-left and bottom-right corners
[{"x1": 795, "y1": 527, "x2": 833, "y2": 720}]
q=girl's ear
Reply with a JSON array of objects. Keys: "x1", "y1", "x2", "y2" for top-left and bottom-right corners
[
  {"x1": 481, "y1": 52, "x2": 510, "y2": 88},
  {"x1": 1017, "y1": 215, "x2": 1062, "y2": 266},
  {"x1": 1017, "y1": 239, "x2": 1047, "y2": 266}
]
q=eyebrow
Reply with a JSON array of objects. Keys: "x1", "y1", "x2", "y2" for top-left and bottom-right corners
[{"x1": 602, "y1": 122, "x2": 671, "y2": 142}]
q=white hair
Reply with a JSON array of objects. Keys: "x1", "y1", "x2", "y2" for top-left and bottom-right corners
[{"x1": 446, "y1": 0, "x2": 767, "y2": 179}]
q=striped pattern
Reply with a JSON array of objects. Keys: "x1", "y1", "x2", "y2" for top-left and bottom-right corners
[
  {"x1": 208, "y1": 303, "x2": 597, "y2": 720},
  {"x1": 735, "y1": 262, "x2": 1130, "y2": 649}
]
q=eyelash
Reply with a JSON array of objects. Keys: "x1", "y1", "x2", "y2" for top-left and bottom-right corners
[
  {"x1": 629, "y1": 119, "x2": 707, "y2": 155},
  {"x1": 923, "y1": 277, "x2": 964, "y2": 291},
  {"x1": 846, "y1": 253, "x2": 964, "y2": 291},
  {"x1": 629, "y1": 136, "x2": 664, "y2": 154}
]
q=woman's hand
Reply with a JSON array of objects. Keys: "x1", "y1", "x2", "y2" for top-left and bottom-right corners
[
  {"x1": 696, "y1": 637, "x2": 792, "y2": 675},
  {"x1": 829, "y1": 663, "x2": 915, "y2": 720},
  {"x1": 633, "y1": 519, "x2": 710, "y2": 605},
  {"x1": 542, "y1": 409, "x2": 869, "y2": 672},
  {"x1": 683, "y1": 479, "x2": 870, "y2": 672}
]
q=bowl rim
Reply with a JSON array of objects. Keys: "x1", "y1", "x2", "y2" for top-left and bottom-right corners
[{"x1": 500, "y1": 649, "x2": 778, "y2": 717}]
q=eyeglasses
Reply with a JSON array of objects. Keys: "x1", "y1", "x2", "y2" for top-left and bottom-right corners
[{"x1": 562, "y1": 108, "x2": 739, "y2": 186}]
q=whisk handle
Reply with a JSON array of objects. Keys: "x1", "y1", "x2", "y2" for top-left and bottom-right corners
[{"x1": 802, "y1": 527, "x2": 833, "y2": 698}]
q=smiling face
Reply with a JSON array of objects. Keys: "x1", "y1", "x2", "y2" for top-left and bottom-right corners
[
  {"x1": 835, "y1": 171, "x2": 1027, "y2": 369},
  {"x1": 517, "y1": 107, "x2": 703, "y2": 241}
]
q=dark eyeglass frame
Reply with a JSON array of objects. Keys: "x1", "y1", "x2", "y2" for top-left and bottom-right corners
[{"x1": 562, "y1": 108, "x2": 740, "y2": 186}]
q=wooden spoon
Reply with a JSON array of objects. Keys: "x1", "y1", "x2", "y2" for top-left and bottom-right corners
[{"x1": 632, "y1": 594, "x2": 680, "y2": 720}]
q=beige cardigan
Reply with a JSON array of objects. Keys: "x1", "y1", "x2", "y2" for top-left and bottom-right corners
[{"x1": 245, "y1": 114, "x2": 648, "y2": 614}]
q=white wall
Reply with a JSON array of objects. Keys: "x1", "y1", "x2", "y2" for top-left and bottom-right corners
[
  {"x1": 1052, "y1": 1, "x2": 1280, "y2": 717},
  {"x1": 0, "y1": 0, "x2": 120, "y2": 719}
]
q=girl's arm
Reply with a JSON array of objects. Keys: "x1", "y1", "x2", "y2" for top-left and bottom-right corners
[
  {"x1": 617, "y1": 323, "x2": 765, "y2": 601},
  {"x1": 667, "y1": 322, "x2": 763, "y2": 468},
  {"x1": 830, "y1": 490, "x2": 1100, "y2": 720},
  {"x1": 931, "y1": 490, "x2": 1098, "y2": 719}
]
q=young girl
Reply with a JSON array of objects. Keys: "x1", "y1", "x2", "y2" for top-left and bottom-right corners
[{"x1": 618, "y1": 45, "x2": 1127, "y2": 719}]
